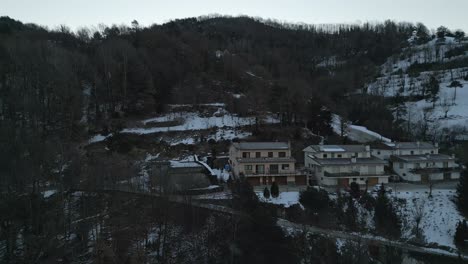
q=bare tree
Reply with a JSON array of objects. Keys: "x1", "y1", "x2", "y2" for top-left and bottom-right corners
[
  {"x1": 413, "y1": 200, "x2": 425, "y2": 240},
  {"x1": 440, "y1": 96, "x2": 453, "y2": 118}
]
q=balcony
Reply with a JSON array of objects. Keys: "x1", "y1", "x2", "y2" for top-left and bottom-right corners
[
  {"x1": 324, "y1": 171, "x2": 388, "y2": 178},
  {"x1": 242, "y1": 170, "x2": 306, "y2": 177},
  {"x1": 410, "y1": 167, "x2": 462, "y2": 174}
]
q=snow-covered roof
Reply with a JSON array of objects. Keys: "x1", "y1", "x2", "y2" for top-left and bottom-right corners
[
  {"x1": 169, "y1": 160, "x2": 203, "y2": 168},
  {"x1": 303, "y1": 144, "x2": 368, "y2": 153},
  {"x1": 390, "y1": 154, "x2": 454, "y2": 162}
]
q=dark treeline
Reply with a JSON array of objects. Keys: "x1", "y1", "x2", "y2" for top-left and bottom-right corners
[
  {"x1": 0, "y1": 15, "x2": 438, "y2": 262},
  {"x1": 0, "y1": 14, "x2": 431, "y2": 192}
]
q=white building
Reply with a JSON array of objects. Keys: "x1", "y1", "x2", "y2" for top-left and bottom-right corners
[
  {"x1": 390, "y1": 154, "x2": 461, "y2": 182},
  {"x1": 229, "y1": 142, "x2": 306, "y2": 186},
  {"x1": 304, "y1": 145, "x2": 390, "y2": 187},
  {"x1": 371, "y1": 142, "x2": 439, "y2": 161}
]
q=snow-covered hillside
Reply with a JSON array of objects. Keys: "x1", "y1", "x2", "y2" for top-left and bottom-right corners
[
  {"x1": 89, "y1": 104, "x2": 280, "y2": 145},
  {"x1": 398, "y1": 189, "x2": 462, "y2": 250},
  {"x1": 366, "y1": 36, "x2": 468, "y2": 139}
]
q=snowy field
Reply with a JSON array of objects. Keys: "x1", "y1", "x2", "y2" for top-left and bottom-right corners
[
  {"x1": 257, "y1": 191, "x2": 300, "y2": 208},
  {"x1": 88, "y1": 104, "x2": 279, "y2": 145},
  {"x1": 397, "y1": 189, "x2": 462, "y2": 249},
  {"x1": 331, "y1": 114, "x2": 392, "y2": 143},
  {"x1": 365, "y1": 36, "x2": 468, "y2": 138}
]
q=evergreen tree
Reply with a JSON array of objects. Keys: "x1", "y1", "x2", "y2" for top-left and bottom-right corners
[
  {"x1": 270, "y1": 182, "x2": 280, "y2": 198},
  {"x1": 263, "y1": 187, "x2": 271, "y2": 199},
  {"x1": 344, "y1": 196, "x2": 359, "y2": 231},
  {"x1": 454, "y1": 220, "x2": 468, "y2": 248},
  {"x1": 456, "y1": 168, "x2": 468, "y2": 216},
  {"x1": 374, "y1": 190, "x2": 401, "y2": 239},
  {"x1": 425, "y1": 75, "x2": 440, "y2": 108},
  {"x1": 349, "y1": 181, "x2": 360, "y2": 198}
]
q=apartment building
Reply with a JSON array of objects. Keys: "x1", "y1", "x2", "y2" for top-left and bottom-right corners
[
  {"x1": 390, "y1": 154, "x2": 461, "y2": 182},
  {"x1": 371, "y1": 141, "x2": 439, "y2": 161},
  {"x1": 229, "y1": 142, "x2": 306, "y2": 186},
  {"x1": 303, "y1": 144, "x2": 390, "y2": 187}
]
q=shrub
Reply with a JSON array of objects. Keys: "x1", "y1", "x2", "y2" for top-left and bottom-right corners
[
  {"x1": 270, "y1": 182, "x2": 279, "y2": 198},
  {"x1": 263, "y1": 187, "x2": 271, "y2": 199}
]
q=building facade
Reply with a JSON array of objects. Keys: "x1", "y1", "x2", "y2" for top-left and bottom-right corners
[
  {"x1": 229, "y1": 142, "x2": 306, "y2": 186},
  {"x1": 304, "y1": 144, "x2": 390, "y2": 187},
  {"x1": 371, "y1": 142, "x2": 439, "y2": 161},
  {"x1": 390, "y1": 154, "x2": 461, "y2": 182}
]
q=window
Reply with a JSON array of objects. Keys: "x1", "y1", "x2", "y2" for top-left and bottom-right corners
[
  {"x1": 268, "y1": 152, "x2": 273, "y2": 157},
  {"x1": 244, "y1": 165, "x2": 253, "y2": 173},
  {"x1": 282, "y1": 164, "x2": 290, "y2": 170},
  {"x1": 443, "y1": 162, "x2": 448, "y2": 168},
  {"x1": 415, "y1": 163, "x2": 420, "y2": 168},
  {"x1": 323, "y1": 154, "x2": 328, "y2": 158},
  {"x1": 410, "y1": 151, "x2": 414, "y2": 155},
  {"x1": 352, "y1": 178, "x2": 357, "y2": 181},
  {"x1": 270, "y1": 164, "x2": 279, "y2": 174},
  {"x1": 279, "y1": 152, "x2": 286, "y2": 157},
  {"x1": 360, "y1": 178, "x2": 364, "y2": 180},
  {"x1": 399, "y1": 162, "x2": 403, "y2": 169},
  {"x1": 354, "y1": 152, "x2": 359, "y2": 158},
  {"x1": 255, "y1": 152, "x2": 261, "y2": 158},
  {"x1": 337, "y1": 154, "x2": 342, "y2": 158},
  {"x1": 444, "y1": 172, "x2": 451, "y2": 179},
  {"x1": 377, "y1": 151, "x2": 381, "y2": 155},
  {"x1": 256, "y1": 165, "x2": 265, "y2": 174},
  {"x1": 331, "y1": 153, "x2": 335, "y2": 158},
  {"x1": 242, "y1": 152, "x2": 250, "y2": 158},
  {"x1": 431, "y1": 150, "x2": 434, "y2": 154}
]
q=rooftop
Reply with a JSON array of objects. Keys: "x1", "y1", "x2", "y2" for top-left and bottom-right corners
[
  {"x1": 303, "y1": 144, "x2": 368, "y2": 153},
  {"x1": 376, "y1": 141, "x2": 437, "y2": 150},
  {"x1": 236, "y1": 157, "x2": 296, "y2": 163},
  {"x1": 390, "y1": 154, "x2": 454, "y2": 162},
  {"x1": 169, "y1": 160, "x2": 203, "y2": 168},
  {"x1": 308, "y1": 155, "x2": 386, "y2": 166},
  {"x1": 233, "y1": 142, "x2": 289, "y2": 150}
]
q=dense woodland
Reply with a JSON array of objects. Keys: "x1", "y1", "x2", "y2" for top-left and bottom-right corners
[
  {"x1": 0, "y1": 15, "x2": 419, "y2": 188},
  {"x1": 1, "y1": 15, "x2": 466, "y2": 263}
]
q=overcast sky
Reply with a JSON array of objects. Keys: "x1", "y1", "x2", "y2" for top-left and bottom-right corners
[{"x1": 2, "y1": 0, "x2": 468, "y2": 32}]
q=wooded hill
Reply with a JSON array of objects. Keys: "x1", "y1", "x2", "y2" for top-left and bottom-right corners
[{"x1": 0, "y1": 15, "x2": 439, "y2": 192}]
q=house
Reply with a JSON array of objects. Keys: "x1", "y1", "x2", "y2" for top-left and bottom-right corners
[
  {"x1": 303, "y1": 144, "x2": 390, "y2": 187},
  {"x1": 151, "y1": 160, "x2": 211, "y2": 192},
  {"x1": 371, "y1": 141, "x2": 439, "y2": 161},
  {"x1": 229, "y1": 142, "x2": 306, "y2": 186},
  {"x1": 390, "y1": 154, "x2": 461, "y2": 182}
]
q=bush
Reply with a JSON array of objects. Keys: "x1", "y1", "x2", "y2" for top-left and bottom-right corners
[
  {"x1": 263, "y1": 187, "x2": 271, "y2": 199},
  {"x1": 299, "y1": 187, "x2": 331, "y2": 214},
  {"x1": 454, "y1": 220, "x2": 468, "y2": 248},
  {"x1": 270, "y1": 182, "x2": 279, "y2": 198}
]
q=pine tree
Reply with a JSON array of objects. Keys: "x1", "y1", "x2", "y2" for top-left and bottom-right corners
[
  {"x1": 270, "y1": 182, "x2": 279, "y2": 198},
  {"x1": 374, "y1": 191, "x2": 401, "y2": 239},
  {"x1": 454, "y1": 220, "x2": 468, "y2": 248},
  {"x1": 425, "y1": 75, "x2": 440, "y2": 108},
  {"x1": 263, "y1": 187, "x2": 271, "y2": 199},
  {"x1": 456, "y1": 168, "x2": 468, "y2": 216}
]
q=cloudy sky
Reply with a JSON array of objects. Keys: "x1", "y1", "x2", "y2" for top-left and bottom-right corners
[{"x1": 2, "y1": 0, "x2": 468, "y2": 31}]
